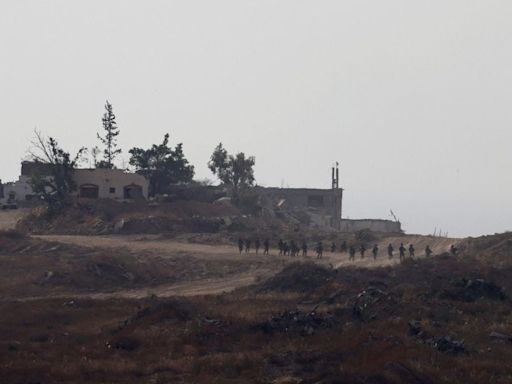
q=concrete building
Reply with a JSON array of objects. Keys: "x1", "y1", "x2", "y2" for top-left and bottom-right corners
[
  {"x1": 256, "y1": 164, "x2": 344, "y2": 229},
  {"x1": 0, "y1": 162, "x2": 148, "y2": 204},
  {"x1": 256, "y1": 164, "x2": 402, "y2": 233},
  {"x1": 0, "y1": 175, "x2": 37, "y2": 205},
  {"x1": 73, "y1": 168, "x2": 148, "y2": 200},
  {"x1": 257, "y1": 186, "x2": 343, "y2": 229}
]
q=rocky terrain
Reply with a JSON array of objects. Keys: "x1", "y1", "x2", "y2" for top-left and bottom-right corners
[{"x1": 1, "y1": 206, "x2": 512, "y2": 383}]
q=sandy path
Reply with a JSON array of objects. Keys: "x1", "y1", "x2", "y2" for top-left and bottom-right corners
[
  {"x1": 333, "y1": 234, "x2": 459, "y2": 269},
  {"x1": 25, "y1": 234, "x2": 460, "y2": 300},
  {"x1": 6, "y1": 269, "x2": 276, "y2": 302},
  {"x1": 38, "y1": 235, "x2": 247, "y2": 261},
  {"x1": 38, "y1": 234, "x2": 457, "y2": 261}
]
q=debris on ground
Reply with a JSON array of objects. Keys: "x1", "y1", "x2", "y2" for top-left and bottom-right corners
[
  {"x1": 256, "y1": 310, "x2": 337, "y2": 335},
  {"x1": 489, "y1": 331, "x2": 512, "y2": 344},
  {"x1": 118, "y1": 300, "x2": 196, "y2": 331},
  {"x1": 108, "y1": 336, "x2": 141, "y2": 352},
  {"x1": 435, "y1": 336, "x2": 465, "y2": 353},
  {"x1": 441, "y1": 278, "x2": 507, "y2": 302},
  {"x1": 352, "y1": 287, "x2": 398, "y2": 322},
  {"x1": 271, "y1": 376, "x2": 303, "y2": 384},
  {"x1": 383, "y1": 361, "x2": 435, "y2": 384},
  {"x1": 408, "y1": 320, "x2": 465, "y2": 354}
]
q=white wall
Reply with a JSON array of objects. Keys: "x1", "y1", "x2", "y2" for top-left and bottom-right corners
[
  {"x1": 1, "y1": 169, "x2": 149, "y2": 203},
  {"x1": 73, "y1": 169, "x2": 149, "y2": 200},
  {"x1": 0, "y1": 176, "x2": 34, "y2": 204},
  {"x1": 340, "y1": 219, "x2": 402, "y2": 233}
]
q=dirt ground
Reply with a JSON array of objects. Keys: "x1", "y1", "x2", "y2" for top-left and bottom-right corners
[
  {"x1": 7, "y1": 208, "x2": 510, "y2": 384},
  {"x1": 1, "y1": 229, "x2": 511, "y2": 384},
  {"x1": 25, "y1": 234, "x2": 459, "y2": 299},
  {"x1": 0, "y1": 209, "x2": 29, "y2": 230}
]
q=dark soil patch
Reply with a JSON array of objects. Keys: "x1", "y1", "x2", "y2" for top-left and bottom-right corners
[{"x1": 258, "y1": 262, "x2": 335, "y2": 293}]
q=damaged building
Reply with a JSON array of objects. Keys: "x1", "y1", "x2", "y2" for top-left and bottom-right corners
[
  {"x1": 257, "y1": 164, "x2": 402, "y2": 233},
  {"x1": 258, "y1": 186, "x2": 343, "y2": 229},
  {"x1": 256, "y1": 165, "x2": 343, "y2": 229},
  {"x1": 0, "y1": 161, "x2": 149, "y2": 205}
]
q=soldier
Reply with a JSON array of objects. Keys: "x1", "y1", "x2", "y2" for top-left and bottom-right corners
[
  {"x1": 283, "y1": 241, "x2": 290, "y2": 256},
  {"x1": 360, "y1": 244, "x2": 366, "y2": 259},
  {"x1": 340, "y1": 240, "x2": 348, "y2": 253},
  {"x1": 290, "y1": 240, "x2": 298, "y2": 257},
  {"x1": 450, "y1": 244, "x2": 458, "y2": 256},
  {"x1": 238, "y1": 238, "x2": 244, "y2": 254},
  {"x1": 245, "y1": 239, "x2": 251, "y2": 253},
  {"x1": 316, "y1": 242, "x2": 323, "y2": 259},
  {"x1": 387, "y1": 243, "x2": 394, "y2": 259},
  {"x1": 425, "y1": 245, "x2": 432, "y2": 257},
  {"x1": 399, "y1": 243, "x2": 406, "y2": 262},
  {"x1": 349, "y1": 245, "x2": 356, "y2": 261},
  {"x1": 278, "y1": 239, "x2": 284, "y2": 256},
  {"x1": 302, "y1": 241, "x2": 308, "y2": 257},
  {"x1": 263, "y1": 238, "x2": 270, "y2": 255},
  {"x1": 255, "y1": 238, "x2": 261, "y2": 254},
  {"x1": 408, "y1": 244, "x2": 415, "y2": 258},
  {"x1": 331, "y1": 241, "x2": 337, "y2": 253},
  {"x1": 372, "y1": 244, "x2": 379, "y2": 260}
]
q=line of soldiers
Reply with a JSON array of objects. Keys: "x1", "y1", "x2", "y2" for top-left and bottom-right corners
[
  {"x1": 238, "y1": 237, "x2": 459, "y2": 262},
  {"x1": 238, "y1": 238, "x2": 270, "y2": 255},
  {"x1": 237, "y1": 238, "x2": 325, "y2": 258},
  {"x1": 277, "y1": 239, "x2": 325, "y2": 259}
]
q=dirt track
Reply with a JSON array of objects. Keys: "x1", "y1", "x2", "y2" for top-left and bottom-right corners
[{"x1": 33, "y1": 234, "x2": 460, "y2": 299}]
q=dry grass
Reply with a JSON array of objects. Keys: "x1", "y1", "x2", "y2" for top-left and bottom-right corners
[{"x1": 2, "y1": 232, "x2": 512, "y2": 383}]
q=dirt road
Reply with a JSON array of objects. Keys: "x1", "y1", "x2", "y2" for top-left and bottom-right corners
[{"x1": 31, "y1": 234, "x2": 459, "y2": 299}]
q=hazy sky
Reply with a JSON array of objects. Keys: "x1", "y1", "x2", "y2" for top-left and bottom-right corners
[{"x1": 1, "y1": 1, "x2": 512, "y2": 237}]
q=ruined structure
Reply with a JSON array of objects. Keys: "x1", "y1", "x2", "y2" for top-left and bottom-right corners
[
  {"x1": 257, "y1": 186, "x2": 343, "y2": 229},
  {"x1": 0, "y1": 174, "x2": 37, "y2": 205},
  {"x1": 257, "y1": 164, "x2": 343, "y2": 229},
  {"x1": 257, "y1": 164, "x2": 402, "y2": 233}
]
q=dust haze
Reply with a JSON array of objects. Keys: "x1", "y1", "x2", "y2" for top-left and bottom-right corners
[
  {"x1": 2, "y1": 3, "x2": 512, "y2": 383},
  {"x1": 1, "y1": 1, "x2": 512, "y2": 236}
]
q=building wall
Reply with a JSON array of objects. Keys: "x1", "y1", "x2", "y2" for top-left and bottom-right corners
[
  {"x1": 21, "y1": 161, "x2": 54, "y2": 177},
  {"x1": 73, "y1": 169, "x2": 149, "y2": 200},
  {"x1": 0, "y1": 176, "x2": 34, "y2": 204},
  {"x1": 256, "y1": 187, "x2": 343, "y2": 229},
  {"x1": 340, "y1": 219, "x2": 402, "y2": 233},
  {"x1": 1, "y1": 163, "x2": 149, "y2": 203}
]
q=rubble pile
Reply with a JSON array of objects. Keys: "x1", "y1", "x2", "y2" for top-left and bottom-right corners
[
  {"x1": 441, "y1": 278, "x2": 507, "y2": 302},
  {"x1": 489, "y1": 331, "x2": 512, "y2": 344},
  {"x1": 257, "y1": 310, "x2": 337, "y2": 335},
  {"x1": 408, "y1": 320, "x2": 465, "y2": 354},
  {"x1": 351, "y1": 287, "x2": 399, "y2": 322},
  {"x1": 119, "y1": 300, "x2": 196, "y2": 331}
]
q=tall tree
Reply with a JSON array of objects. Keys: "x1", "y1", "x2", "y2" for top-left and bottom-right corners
[
  {"x1": 97, "y1": 100, "x2": 121, "y2": 169},
  {"x1": 28, "y1": 130, "x2": 86, "y2": 213},
  {"x1": 129, "y1": 133, "x2": 195, "y2": 196},
  {"x1": 208, "y1": 143, "x2": 255, "y2": 192}
]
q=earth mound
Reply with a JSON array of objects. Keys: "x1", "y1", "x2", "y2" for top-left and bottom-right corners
[
  {"x1": 463, "y1": 232, "x2": 512, "y2": 263},
  {"x1": 259, "y1": 262, "x2": 335, "y2": 293}
]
